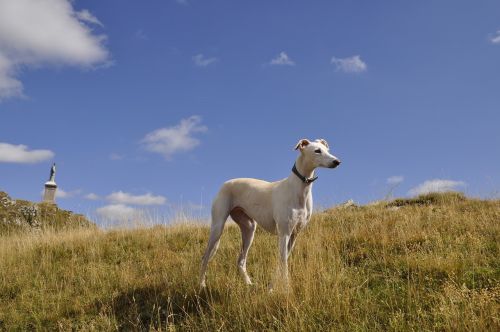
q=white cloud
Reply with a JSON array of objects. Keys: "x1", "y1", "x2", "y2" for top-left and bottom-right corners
[
  {"x1": 56, "y1": 189, "x2": 70, "y2": 198},
  {"x1": 270, "y1": 52, "x2": 295, "y2": 66},
  {"x1": 85, "y1": 193, "x2": 100, "y2": 200},
  {"x1": 40, "y1": 188, "x2": 79, "y2": 199},
  {"x1": 134, "y1": 29, "x2": 147, "y2": 40},
  {"x1": 0, "y1": 0, "x2": 110, "y2": 100},
  {"x1": 106, "y1": 191, "x2": 166, "y2": 206},
  {"x1": 109, "y1": 153, "x2": 124, "y2": 160},
  {"x1": 0, "y1": 142, "x2": 54, "y2": 163},
  {"x1": 490, "y1": 30, "x2": 500, "y2": 44},
  {"x1": 331, "y1": 55, "x2": 367, "y2": 73},
  {"x1": 0, "y1": 53, "x2": 22, "y2": 99},
  {"x1": 187, "y1": 202, "x2": 204, "y2": 210},
  {"x1": 192, "y1": 54, "x2": 217, "y2": 67},
  {"x1": 387, "y1": 176, "x2": 404, "y2": 185},
  {"x1": 76, "y1": 9, "x2": 103, "y2": 27},
  {"x1": 408, "y1": 179, "x2": 466, "y2": 196},
  {"x1": 56, "y1": 188, "x2": 81, "y2": 198},
  {"x1": 96, "y1": 204, "x2": 139, "y2": 222},
  {"x1": 142, "y1": 115, "x2": 207, "y2": 159}
]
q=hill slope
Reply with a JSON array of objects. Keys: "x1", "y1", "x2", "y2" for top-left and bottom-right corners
[
  {"x1": 0, "y1": 191, "x2": 94, "y2": 235},
  {"x1": 0, "y1": 193, "x2": 498, "y2": 331}
]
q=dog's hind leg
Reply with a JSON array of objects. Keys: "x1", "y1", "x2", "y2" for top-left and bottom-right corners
[
  {"x1": 200, "y1": 192, "x2": 230, "y2": 288},
  {"x1": 200, "y1": 220, "x2": 225, "y2": 288},
  {"x1": 230, "y1": 208, "x2": 256, "y2": 285}
]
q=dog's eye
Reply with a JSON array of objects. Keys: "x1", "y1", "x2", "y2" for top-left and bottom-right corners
[{"x1": 314, "y1": 149, "x2": 322, "y2": 154}]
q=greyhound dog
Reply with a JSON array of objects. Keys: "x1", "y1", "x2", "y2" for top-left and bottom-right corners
[{"x1": 200, "y1": 138, "x2": 341, "y2": 288}]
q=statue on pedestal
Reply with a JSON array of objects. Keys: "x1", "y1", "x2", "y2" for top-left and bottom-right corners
[
  {"x1": 49, "y1": 163, "x2": 56, "y2": 182},
  {"x1": 43, "y1": 163, "x2": 57, "y2": 204}
]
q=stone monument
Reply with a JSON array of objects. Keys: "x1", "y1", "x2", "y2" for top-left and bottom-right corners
[{"x1": 43, "y1": 163, "x2": 57, "y2": 204}]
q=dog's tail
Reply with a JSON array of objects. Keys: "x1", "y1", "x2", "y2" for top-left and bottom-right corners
[
  {"x1": 200, "y1": 186, "x2": 232, "y2": 287},
  {"x1": 205, "y1": 186, "x2": 231, "y2": 260}
]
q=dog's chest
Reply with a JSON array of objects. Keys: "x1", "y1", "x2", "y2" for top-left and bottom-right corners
[
  {"x1": 288, "y1": 186, "x2": 310, "y2": 206},
  {"x1": 291, "y1": 208, "x2": 308, "y2": 224},
  {"x1": 289, "y1": 191, "x2": 311, "y2": 222}
]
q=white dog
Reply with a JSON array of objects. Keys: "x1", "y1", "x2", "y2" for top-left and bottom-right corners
[{"x1": 200, "y1": 138, "x2": 341, "y2": 288}]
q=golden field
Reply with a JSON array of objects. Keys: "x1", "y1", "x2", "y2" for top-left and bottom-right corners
[{"x1": 0, "y1": 192, "x2": 498, "y2": 331}]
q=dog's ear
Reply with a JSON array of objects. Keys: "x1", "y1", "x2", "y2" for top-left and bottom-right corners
[
  {"x1": 294, "y1": 139, "x2": 310, "y2": 150},
  {"x1": 317, "y1": 138, "x2": 329, "y2": 149}
]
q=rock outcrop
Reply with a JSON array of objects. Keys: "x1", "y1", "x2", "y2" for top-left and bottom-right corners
[{"x1": 0, "y1": 191, "x2": 94, "y2": 235}]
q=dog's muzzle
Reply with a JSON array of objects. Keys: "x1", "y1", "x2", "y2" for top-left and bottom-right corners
[{"x1": 330, "y1": 159, "x2": 341, "y2": 168}]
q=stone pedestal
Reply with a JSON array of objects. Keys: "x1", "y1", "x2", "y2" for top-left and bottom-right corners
[{"x1": 43, "y1": 181, "x2": 57, "y2": 204}]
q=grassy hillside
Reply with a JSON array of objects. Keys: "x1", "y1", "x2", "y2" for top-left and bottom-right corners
[
  {"x1": 0, "y1": 191, "x2": 94, "y2": 235},
  {"x1": 0, "y1": 193, "x2": 498, "y2": 331}
]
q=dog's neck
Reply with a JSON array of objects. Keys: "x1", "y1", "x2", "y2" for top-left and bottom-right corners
[{"x1": 290, "y1": 155, "x2": 316, "y2": 187}]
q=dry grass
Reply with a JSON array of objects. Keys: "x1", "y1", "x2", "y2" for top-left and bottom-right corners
[{"x1": 0, "y1": 193, "x2": 498, "y2": 331}]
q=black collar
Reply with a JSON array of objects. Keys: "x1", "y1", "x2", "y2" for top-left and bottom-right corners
[{"x1": 292, "y1": 164, "x2": 318, "y2": 184}]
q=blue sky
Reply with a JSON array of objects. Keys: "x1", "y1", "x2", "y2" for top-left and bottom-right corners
[{"x1": 1, "y1": 0, "x2": 499, "y2": 223}]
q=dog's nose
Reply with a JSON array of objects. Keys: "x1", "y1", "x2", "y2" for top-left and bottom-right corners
[{"x1": 331, "y1": 159, "x2": 341, "y2": 168}]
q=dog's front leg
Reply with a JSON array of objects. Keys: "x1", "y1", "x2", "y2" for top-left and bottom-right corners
[
  {"x1": 278, "y1": 234, "x2": 290, "y2": 284},
  {"x1": 287, "y1": 228, "x2": 298, "y2": 260}
]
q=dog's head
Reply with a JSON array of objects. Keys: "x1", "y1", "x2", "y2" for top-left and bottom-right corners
[{"x1": 294, "y1": 138, "x2": 341, "y2": 169}]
